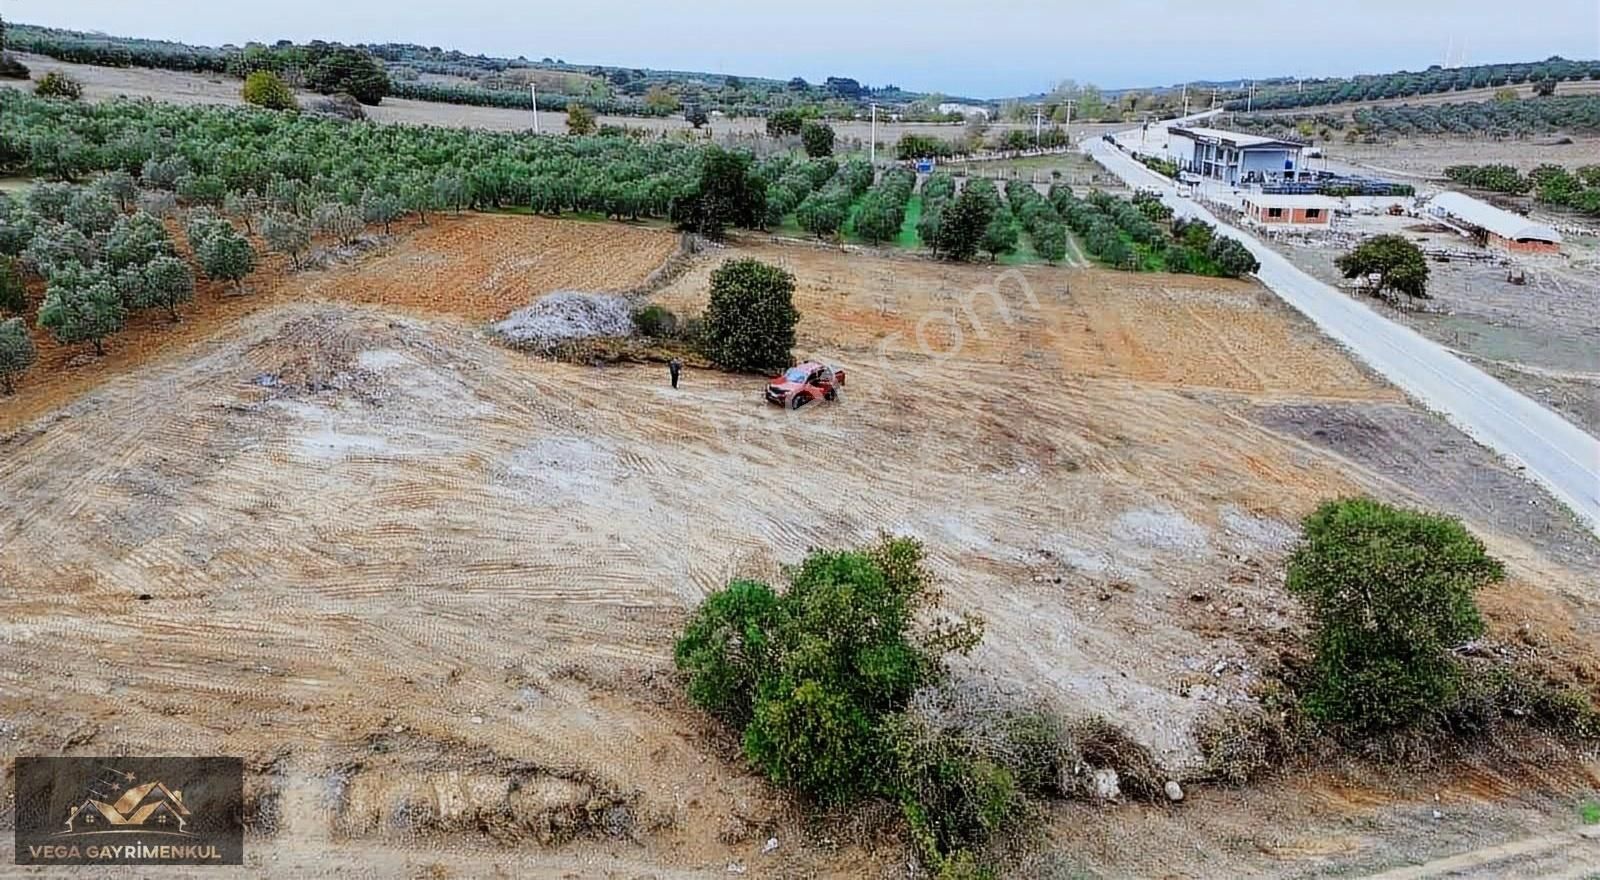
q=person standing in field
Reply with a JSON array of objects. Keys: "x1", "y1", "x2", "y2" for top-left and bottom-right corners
[{"x1": 668, "y1": 358, "x2": 682, "y2": 389}]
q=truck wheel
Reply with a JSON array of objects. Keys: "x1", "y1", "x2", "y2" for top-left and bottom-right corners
[
  {"x1": 790, "y1": 393, "x2": 806, "y2": 410},
  {"x1": 824, "y1": 388, "x2": 837, "y2": 401}
]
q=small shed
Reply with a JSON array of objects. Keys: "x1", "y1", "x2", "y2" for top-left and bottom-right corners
[
  {"x1": 1242, "y1": 193, "x2": 1336, "y2": 226},
  {"x1": 1427, "y1": 191, "x2": 1561, "y2": 253}
]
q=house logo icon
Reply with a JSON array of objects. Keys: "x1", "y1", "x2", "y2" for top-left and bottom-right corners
[{"x1": 60, "y1": 766, "x2": 194, "y2": 838}]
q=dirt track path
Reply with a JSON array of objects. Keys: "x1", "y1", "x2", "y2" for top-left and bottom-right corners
[{"x1": 1359, "y1": 824, "x2": 1600, "y2": 879}]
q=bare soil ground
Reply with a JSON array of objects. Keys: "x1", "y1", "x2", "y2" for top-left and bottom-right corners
[
  {"x1": 2, "y1": 216, "x2": 1598, "y2": 876},
  {"x1": 7, "y1": 54, "x2": 1103, "y2": 145},
  {"x1": 1323, "y1": 136, "x2": 1600, "y2": 179},
  {"x1": 1267, "y1": 213, "x2": 1600, "y2": 436}
]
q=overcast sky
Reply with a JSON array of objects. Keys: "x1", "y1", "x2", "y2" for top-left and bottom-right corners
[{"x1": 8, "y1": 0, "x2": 1599, "y2": 96}]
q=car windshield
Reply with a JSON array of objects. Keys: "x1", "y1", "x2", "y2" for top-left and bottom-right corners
[{"x1": 784, "y1": 368, "x2": 810, "y2": 382}]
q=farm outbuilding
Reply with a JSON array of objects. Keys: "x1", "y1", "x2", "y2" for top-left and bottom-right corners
[
  {"x1": 1426, "y1": 191, "x2": 1562, "y2": 254},
  {"x1": 1167, "y1": 127, "x2": 1308, "y2": 187},
  {"x1": 1242, "y1": 194, "x2": 1336, "y2": 226}
]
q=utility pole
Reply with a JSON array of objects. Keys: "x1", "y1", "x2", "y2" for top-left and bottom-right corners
[
  {"x1": 870, "y1": 103, "x2": 877, "y2": 165},
  {"x1": 1062, "y1": 99, "x2": 1074, "y2": 139},
  {"x1": 1181, "y1": 83, "x2": 1190, "y2": 117},
  {"x1": 1035, "y1": 104, "x2": 1043, "y2": 145},
  {"x1": 530, "y1": 83, "x2": 541, "y2": 134},
  {"x1": 1246, "y1": 80, "x2": 1254, "y2": 112}
]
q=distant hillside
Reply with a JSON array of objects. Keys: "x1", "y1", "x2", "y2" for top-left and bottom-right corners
[
  {"x1": 1, "y1": 21, "x2": 985, "y2": 120},
  {"x1": 1223, "y1": 57, "x2": 1600, "y2": 111}
]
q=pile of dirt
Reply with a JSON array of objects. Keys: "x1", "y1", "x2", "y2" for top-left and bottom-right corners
[{"x1": 490, "y1": 291, "x2": 633, "y2": 353}]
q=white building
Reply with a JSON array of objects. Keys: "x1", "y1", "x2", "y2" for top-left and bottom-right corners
[{"x1": 1167, "y1": 126, "x2": 1307, "y2": 187}]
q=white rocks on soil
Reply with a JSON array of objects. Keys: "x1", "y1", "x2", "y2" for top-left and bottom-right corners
[
  {"x1": 491, "y1": 291, "x2": 634, "y2": 352},
  {"x1": 1165, "y1": 780, "x2": 1184, "y2": 802},
  {"x1": 1091, "y1": 768, "x2": 1121, "y2": 802}
]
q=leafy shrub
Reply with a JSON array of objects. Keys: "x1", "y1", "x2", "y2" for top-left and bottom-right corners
[
  {"x1": 1287, "y1": 498, "x2": 1503, "y2": 736},
  {"x1": 34, "y1": 70, "x2": 83, "y2": 100},
  {"x1": 242, "y1": 70, "x2": 297, "y2": 111},
  {"x1": 0, "y1": 315, "x2": 35, "y2": 392},
  {"x1": 1206, "y1": 236, "x2": 1260, "y2": 278},
  {"x1": 700, "y1": 258, "x2": 798, "y2": 373},
  {"x1": 0, "y1": 257, "x2": 25, "y2": 314},
  {"x1": 674, "y1": 579, "x2": 780, "y2": 726},
  {"x1": 677, "y1": 536, "x2": 981, "y2": 802},
  {"x1": 565, "y1": 102, "x2": 597, "y2": 135},
  {"x1": 631, "y1": 304, "x2": 680, "y2": 339},
  {"x1": 0, "y1": 54, "x2": 30, "y2": 80},
  {"x1": 306, "y1": 93, "x2": 366, "y2": 121}
]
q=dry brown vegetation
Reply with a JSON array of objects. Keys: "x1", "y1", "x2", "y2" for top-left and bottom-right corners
[{"x1": 2, "y1": 215, "x2": 1598, "y2": 875}]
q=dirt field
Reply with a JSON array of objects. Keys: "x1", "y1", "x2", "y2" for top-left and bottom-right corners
[
  {"x1": 1321, "y1": 136, "x2": 1600, "y2": 180},
  {"x1": 8, "y1": 53, "x2": 1112, "y2": 145},
  {"x1": 3, "y1": 215, "x2": 1598, "y2": 876}
]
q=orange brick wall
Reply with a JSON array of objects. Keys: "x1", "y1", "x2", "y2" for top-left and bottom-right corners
[
  {"x1": 1246, "y1": 203, "x2": 1331, "y2": 225},
  {"x1": 1490, "y1": 233, "x2": 1559, "y2": 254}
]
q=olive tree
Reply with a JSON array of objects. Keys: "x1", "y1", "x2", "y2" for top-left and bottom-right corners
[
  {"x1": 104, "y1": 212, "x2": 174, "y2": 270},
  {"x1": 194, "y1": 225, "x2": 256, "y2": 292},
  {"x1": 223, "y1": 191, "x2": 264, "y2": 234},
  {"x1": 63, "y1": 188, "x2": 120, "y2": 236},
  {"x1": 360, "y1": 189, "x2": 404, "y2": 235},
  {"x1": 95, "y1": 170, "x2": 138, "y2": 212},
  {"x1": 22, "y1": 222, "x2": 97, "y2": 278},
  {"x1": 314, "y1": 202, "x2": 363, "y2": 246},
  {"x1": 0, "y1": 315, "x2": 34, "y2": 393},
  {"x1": 0, "y1": 257, "x2": 25, "y2": 314},
  {"x1": 261, "y1": 211, "x2": 313, "y2": 268},
  {"x1": 37, "y1": 262, "x2": 126, "y2": 355},
  {"x1": 134, "y1": 255, "x2": 196, "y2": 320}
]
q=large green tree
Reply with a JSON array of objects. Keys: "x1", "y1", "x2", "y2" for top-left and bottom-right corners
[
  {"x1": 700, "y1": 258, "x2": 798, "y2": 372},
  {"x1": 1287, "y1": 497, "x2": 1503, "y2": 734},
  {"x1": 801, "y1": 121, "x2": 836, "y2": 158},
  {"x1": 672, "y1": 147, "x2": 766, "y2": 239},
  {"x1": 1336, "y1": 234, "x2": 1429, "y2": 302},
  {"x1": 933, "y1": 185, "x2": 995, "y2": 262}
]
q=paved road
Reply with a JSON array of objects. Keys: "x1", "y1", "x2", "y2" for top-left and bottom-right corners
[{"x1": 1082, "y1": 122, "x2": 1600, "y2": 537}]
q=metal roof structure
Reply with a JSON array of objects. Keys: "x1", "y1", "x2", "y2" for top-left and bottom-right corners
[
  {"x1": 1168, "y1": 126, "x2": 1305, "y2": 151},
  {"x1": 1427, "y1": 191, "x2": 1561, "y2": 243}
]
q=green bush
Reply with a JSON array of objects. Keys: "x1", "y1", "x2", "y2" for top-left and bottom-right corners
[
  {"x1": 34, "y1": 70, "x2": 83, "y2": 100},
  {"x1": 700, "y1": 258, "x2": 798, "y2": 373},
  {"x1": 1206, "y1": 236, "x2": 1260, "y2": 278},
  {"x1": 1287, "y1": 498, "x2": 1503, "y2": 736},
  {"x1": 0, "y1": 315, "x2": 34, "y2": 393},
  {"x1": 630, "y1": 304, "x2": 680, "y2": 338},
  {"x1": 0, "y1": 257, "x2": 25, "y2": 314},
  {"x1": 676, "y1": 536, "x2": 981, "y2": 801},
  {"x1": 674, "y1": 579, "x2": 780, "y2": 726},
  {"x1": 242, "y1": 70, "x2": 297, "y2": 111}
]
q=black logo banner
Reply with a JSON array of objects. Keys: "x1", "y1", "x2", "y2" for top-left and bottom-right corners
[{"x1": 13, "y1": 757, "x2": 244, "y2": 866}]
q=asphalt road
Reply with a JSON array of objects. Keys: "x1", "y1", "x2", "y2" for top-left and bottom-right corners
[{"x1": 1082, "y1": 122, "x2": 1600, "y2": 537}]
